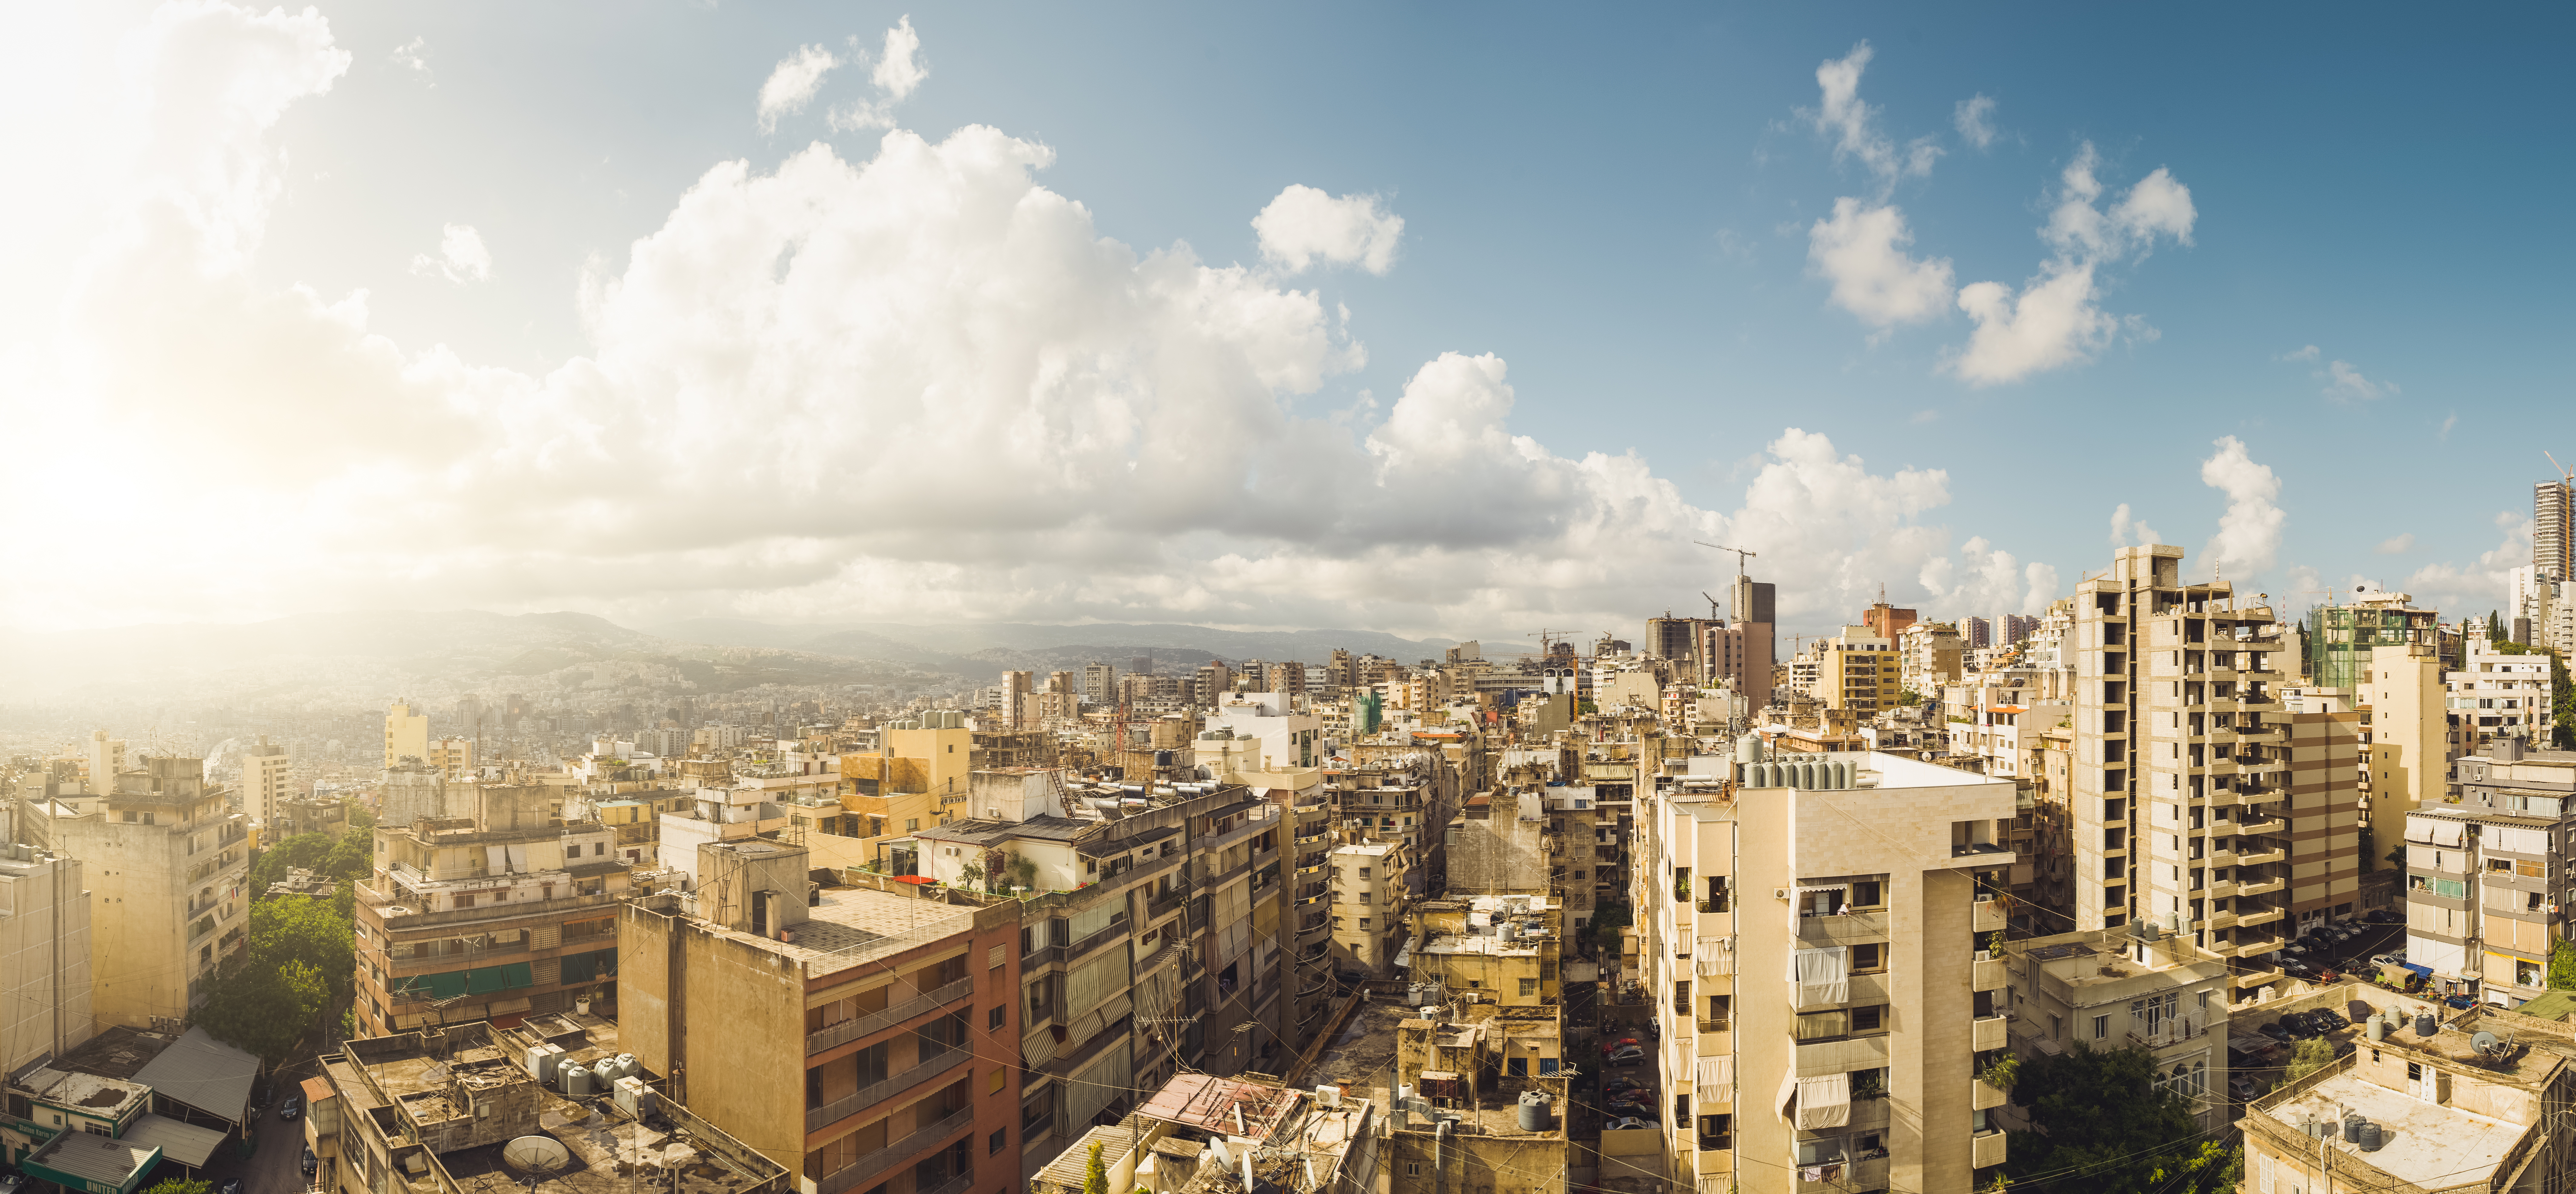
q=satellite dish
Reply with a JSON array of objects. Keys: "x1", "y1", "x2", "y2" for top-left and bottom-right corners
[
  {"x1": 2473, "y1": 1031, "x2": 2500, "y2": 1052},
  {"x1": 502, "y1": 1136, "x2": 570, "y2": 1176}
]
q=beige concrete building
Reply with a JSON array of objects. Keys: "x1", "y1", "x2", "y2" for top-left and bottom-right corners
[
  {"x1": 2450, "y1": 638, "x2": 2554, "y2": 753},
  {"x1": 238, "y1": 735, "x2": 292, "y2": 828},
  {"x1": 1328, "y1": 841, "x2": 1407, "y2": 976},
  {"x1": 351, "y1": 784, "x2": 632, "y2": 1036},
  {"x1": 306, "y1": 1017, "x2": 786, "y2": 1194},
  {"x1": 1899, "y1": 622, "x2": 1964, "y2": 697},
  {"x1": 2069, "y1": 548, "x2": 2309, "y2": 976},
  {"x1": 1406, "y1": 894, "x2": 1563, "y2": 1008},
  {"x1": 1634, "y1": 742, "x2": 2020, "y2": 1192},
  {"x1": 2242, "y1": 1004, "x2": 2574, "y2": 1194},
  {"x1": 620, "y1": 862, "x2": 1019, "y2": 1194},
  {"x1": 49, "y1": 757, "x2": 250, "y2": 1028},
  {"x1": 0, "y1": 844, "x2": 94, "y2": 1077},
  {"x1": 2002, "y1": 928, "x2": 2231, "y2": 1131},
  {"x1": 385, "y1": 699, "x2": 431, "y2": 770},
  {"x1": 2355, "y1": 642, "x2": 2449, "y2": 863},
  {"x1": 1298, "y1": 999, "x2": 1566, "y2": 1194},
  {"x1": 2403, "y1": 743, "x2": 2576, "y2": 1006},
  {"x1": 1817, "y1": 628, "x2": 1898, "y2": 714}
]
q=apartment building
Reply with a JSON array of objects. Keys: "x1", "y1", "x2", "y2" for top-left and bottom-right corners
[
  {"x1": 1407, "y1": 893, "x2": 1564, "y2": 1008},
  {"x1": 1634, "y1": 740, "x2": 2021, "y2": 1193},
  {"x1": 903, "y1": 771, "x2": 1290, "y2": 1174},
  {"x1": 1816, "y1": 629, "x2": 1898, "y2": 714},
  {"x1": 352, "y1": 785, "x2": 632, "y2": 1036},
  {"x1": 309, "y1": 1018, "x2": 787, "y2": 1194},
  {"x1": 2354, "y1": 642, "x2": 2451, "y2": 857},
  {"x1": 0, "y1": 844, "x2": 94, "y2": 1077},
  {"x1": 2242, "y1": 1004, "x2": 2573, "y2": 1194},
  {"x1": 2002, "y1": 928, "x2": 2231, "y2": 1131},
  {"x1": 1899, "y1": 622, "x2": 1964, "y2": 697},
  {"x1": 49, "y1": 757, "x2": 251, "y2": 1027},
  {"x1": 1328, "y1": 841, "x2": 1407, "y2": 977},
  {"x1": 2402, "y1": 742, "x2": 2576, "y2": 1007},
  {"x1": 2305, "y1": 592, "x2": 2444, "y2": 692},
  {"x1": 1035, "y1": 1073, "x2": 1376, "y2": 1194},
  {"x1": 2450, "y1": 638, "x2": 2554, "y2": 753},
  {"x1": 2069, "y1": 548, "x2": 2317, "y2": 978},
  {"x1": 620, "y1": 856, "x2": 1015, "y2": 1194},
  {"x1": 386, "y1": 699, "x2": 431, "y2": 770},
  {"x1": 239, "y1": 736, "x2": 291, "y2": 827}
]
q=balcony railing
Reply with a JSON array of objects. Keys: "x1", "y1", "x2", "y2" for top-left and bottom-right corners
[
  {"x1": 805, "y1": 1048, "x2": 970, "y2": 1132},
  {"x1": 916, "y1": 1172, "x2": 975, "y2": 1194},
  {"x1": 807, "y1": 978, "x2": 976, "y2": 1056},
  {"x1": 811, "y1": 1106, "x2": 976, "y2": 1194}
]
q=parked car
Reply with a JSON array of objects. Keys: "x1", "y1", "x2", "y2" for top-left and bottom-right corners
[
  {"x1": 2228, "y1": 1075, "x2": 2264, "y2": 1102},
  {"x1": 280, "y1": 1095, "x2": 302, "y2": 1121},
  {"x1": 301, "y1": 1148, "x2": 318, "y2": 1177},
  {"x1": 2370, "y1": 952, "x2": 2407, "y2": 969},
  {"x1": 2257, "y1": 1022, "x2": 2295, "y2": 1044},
  {"x1": 2, "y1": 1174, "x2": 25, "y2": 1194},
  {"x1": 2281, "y1": 960, "x2": 2317, "y2": 978},
  {"x1": 220, "y1": 1180, "x2": 243, "y2": 1194},
  {"x1": 1601, "y1": 1037, "x2": 1640, "y2": 1054},
  {"x1": 1603, "y1": 1117, "x2": 1656, "y2": 1132},
  {"x1": 2366, "y1": 909, "x2": 2402, "y2": 924},
  {"x1": 1606, "y1": 1045, "x2": 1647, "y2": 1064}
]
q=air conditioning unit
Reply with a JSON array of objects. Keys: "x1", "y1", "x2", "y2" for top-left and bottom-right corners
[{"x1": 1774, "y1": 888, "x2": 1789, "y2": 900}]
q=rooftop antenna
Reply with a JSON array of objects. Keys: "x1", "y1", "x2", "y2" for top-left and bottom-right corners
[{"x1": 1694, "y1": 542, "x2": 1757, "y2": 579}]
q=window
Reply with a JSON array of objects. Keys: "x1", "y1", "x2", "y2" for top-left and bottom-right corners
[
  {"x1": 989, "y1": 1128, "x2": 1008, "y2": 1155},
  {"x1": 1405, "y1": 1165, "x2": 1421, "y2": 1177},
  {"x1": 2093, "y1": 1014, "x2": 2111, "y2": 1040},
  {"x1": 906, "y1": 819, "x2": 919, "y2": 832},
  {"x1": 1507, "y1": 1057, "x2": 1527, "y2": 1077},
  {"x1": 1519, "y1": 978, "x2": 1537, "y2": 996},
  {"x1": 1851, "y1": 1005, "x2": 1885, "y2": 1033},
  {"x1": 988, "y1": 1006, "x2": 1006, "y2": 1031},
  {"x1": 989, "y1": 1067, "x2": 1006, "y2": 1094},
  {"x1": 1851, "y1": 943, "x2": 1884, "y2": 972},
  {"x1": 1851, "y1": 880, "x2": 1883, "y2": 908}
]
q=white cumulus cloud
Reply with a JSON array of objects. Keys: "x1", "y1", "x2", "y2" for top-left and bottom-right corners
[
  {"x1": 2199, "y1": 437, "x2": 2283, "y2": 579},
  {"x1": 756, "y1": 43, "x2": 839, "y2": 133},
  {"x1": 1805, "y1": 42, "x2": 1940, "y2": 193},
  {"x1": 409, "y1": 223, "x2": 490, "y2": 283},
  {"x1": 2376, "y1": 533, "x2": 2414, "y2": 555},
  {"x1": 389, "y1": 35, "x2": 430, "y2": 83},
  {"x1": 2110, "y1": 503, "x2": 2162, "y2": 547},
  {"x1": 872, "y1": 16, "x2": 926, "y2": 100},
  {"x1": 1806, "y1": 197, "x2": 1955, "y2": 329},
  {"x1": 0, "y1": 2, "x2": 2063, "y2": 641},
  {"x1": 1253, "y1": 185, "x2": 1404, "y2": 276},
  {"x1": 1947, "y1": 143, "x2": 2194, "y2": 385}
]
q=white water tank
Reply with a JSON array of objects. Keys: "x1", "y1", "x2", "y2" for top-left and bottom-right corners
[
  {"x1": 612, "y1": 1075, "x2": 656, "y2": 1118},
  {"x1": 560, "y1": 1062, "x2": 592, "y2": 1098},
  {"x1": 525, "y1": 1043, "x2": 565, "y2": 1082}
]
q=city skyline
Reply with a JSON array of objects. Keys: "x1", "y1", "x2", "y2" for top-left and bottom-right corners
[{"x1": 2, "y1": 3, "x2": 2566, "y2": 643}]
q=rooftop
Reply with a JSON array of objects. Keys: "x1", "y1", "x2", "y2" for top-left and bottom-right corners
[
  {"x1": 698, "y1": 884, "x2": 979, "y2": 980},
  {"x1": 46, "y1": 1025, "x2": 179, "y2": 1081},
  {"x1": 1136, "y1": 1074, "x2": 1305, "y2": 1140},
  {"x1": 2264, "y1": 1071, "x2": 2527, "y2": 1189}
]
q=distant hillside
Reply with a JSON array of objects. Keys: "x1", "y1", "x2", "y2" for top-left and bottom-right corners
[{"x1": 642, "y1": 619, "x2": 1455, "y2": 668}]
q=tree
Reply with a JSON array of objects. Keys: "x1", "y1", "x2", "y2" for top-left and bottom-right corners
[
  {"x1": 2490, "y1": 610, "x2": 2505, "y2": 639},
  {"x1": 249, "y1": 832, "x2": 336, "y2": 895},
  {"x1": 1083, "y1": 1140, "x2": 1107, "y2": 1194},
  {"x1": 197, "y1": 957, "x2": 329, "y2": 1065},
  {"x1": 2284, "y1": 1037, "x2": 2336, "y2": 1082},
  {"x1": 2008, "y1": 1043, "x2": 2236, "y2": 1194},
  {"x1": 142, "y1": 1180, "x2": 213, "y2": 1194},
  {"x1": 321, "y1": 830, "x2": 372, "y2": 882},
  {"x1": 346, "y1": 804, "x2": 378, "y2": 833},
  {"x1": 2550, "y1": 941, "x2": 2576, "y2": 990},
  {"x1": 249, "y1": 893, "x2": 358, "y2": 998}
]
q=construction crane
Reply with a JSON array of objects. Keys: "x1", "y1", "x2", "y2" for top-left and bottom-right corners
[
  {"x1": 1695, "y1": 541, "x2": 1757, "y2": 578},
  {"x1": 1527, "y1": 628, "x2": 1574, "y2": 656},
  {"x1": 1699, "y1": 591, "x2": 1724, "y2": 620},
  {"x1": 2548, "y1": 450, "x2": 2572, "y2": 484}
]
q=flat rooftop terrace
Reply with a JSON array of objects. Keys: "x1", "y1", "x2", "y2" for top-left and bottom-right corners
[
  {"x1": 705, "y1": 884, "x2": 979, "y2": 979},
  {"x1": 2264, "y1": 1071, "x2": 2528, "y2": 1189}
]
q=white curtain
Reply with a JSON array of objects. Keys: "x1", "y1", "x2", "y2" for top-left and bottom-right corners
[
  {"x1": 1795, "y1": 1074, "x2": 1851, "y2": 1129},
  {"x1": 507, "y1": 844, "x2": 529, "y2": 871},
  {"x1": 2403, "y1": 819, "x2": 2434, "y2": 844},
  {"x1": 1070, "y1": 899, "x2": 1124, "y2": 940},
  {"x1": 2428, "y1": 820, "x2": 2465, "y2": 847},
  {"x1": 1776, "y1": 1071, "x2": 1799, "y2": 1120},
  {"x1": 485, "y1": 846, "x2": 509, "y2": 873},
  {"x1": 1694, "y1": 937, "x2": 1734, "y2": 976},
  {"x1": 1791, "y1": 947, "x2": 1849, "y2": 1008},
  {"x1": 1694, "y1": 1057, "x2": 1732, "y2": 1089}
]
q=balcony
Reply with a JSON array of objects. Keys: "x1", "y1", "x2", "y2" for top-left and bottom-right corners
[
  {"x1": 2125, "y1": 1018, "x2": 2206, "y2": 1049},
  {"x1": 804, "y1": 1047, "x2": 971, "y2": 1132},
  {"x1": 1971, "y1": 1077, "x2": 2007, "y2": 1110},
  {"x1": 811, "y1": 1106, "x2": 976, "y2": 1194},
  {"x1": 2234, "y1": 908, "x2": 2284, "y2": 929},
  {"x1": 808, "y1": 977, "x2": 976, "y2": 1056},
  {"x1": 1972, "y1": 1015, "x2": 2007, "y2": 1052},
  {"x1": 1794, "y1": 910, "x2": 1887, "y2": 945},
  {"x1": 1971, "y1": 1129, "x2": 2007, "y2": 1169},
  {"x1": 2232, "y1": 817, "x2": 2285, "y2": 836},
  {"x1": 1971, "y1": 957, "x2": 2006, "y2": 992},
  {"x1": 2237, "y1": 848, "x2": 2286, "y2": 866},
  {"x1": 1972, "y1": 898, "x2": 2005, "y2": 933},
  {"x1": 2231, "y1": 966, "x2": 2284, "y2": 988}
]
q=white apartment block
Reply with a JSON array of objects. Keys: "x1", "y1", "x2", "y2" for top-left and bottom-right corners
[
  {"x1": 50, "y1": 757, "x2": 251, "y2": 1027},
  {"x1": 239, "y1": 735, "x2": 292, "y2": 826},
  {"x1": 1636, "y1": 742, "x2": 2020, "y2": 1193},
  {"x1": 2449, "y1": 639, "x2": 2552, "y2": 751}
]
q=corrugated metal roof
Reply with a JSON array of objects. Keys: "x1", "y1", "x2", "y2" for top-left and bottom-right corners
[
  {"x1": 24, "y1": 1128, "x2": 159, "y2": 1191},
  {"x1": 130, "y1": 1026, "x2": 259, "y2": 1125},
  {"x1": 123, "y1": 1113, "x2": 228, "y2": 1167}
]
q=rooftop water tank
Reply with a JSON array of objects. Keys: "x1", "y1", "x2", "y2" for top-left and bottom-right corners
[
  {"x1": 2358, "y1": 1121, "x2": 2383, "y2": 1151},
  {"x1": 1516, "y1": 1091, "x2": 1552, "y2": 1132},
  {"x1": 2416, "y1": 1012, "x2": 2438, "y2": 1037},
  {"x1": 2366, "y1": 1015, "x2": 2387, "y2": 1042},
  {"x1": 1735, "y1": 733, "x2": 1766, "y2": 764},
  {"x1": 560, "y1": 1062, "x2": 592, "y2": 1098},
  {"x1": 2342, "y1": 1114, "x2": 2364, "y2": 1144}
]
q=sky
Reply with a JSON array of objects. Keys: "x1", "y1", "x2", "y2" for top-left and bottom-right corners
[{"x1": 2, "y1": 2, "x2": 2568, "y2": 642}]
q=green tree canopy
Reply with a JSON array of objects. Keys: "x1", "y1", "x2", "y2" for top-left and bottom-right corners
[
  {"x1": 2284, "y1": 1037, "x2": 2337, "y2": 1083},
  {"x1": 321, "y1": 831, "x2": 372, "y2": 882},
  {"x1": 246, "y1": 892, "x2": 357, "y2": 997},
  {"x1": 142, "y1": 1179, "x2": 213, "y2": 1194},
  {"x1": 2007, "y1": 1043, "x2": 2234, "y2": 1194},
  {"x1": 249, "y1": 832, "x2": 336, "y2": 894},
  {"x1": 1083, "y1": 1140, "x2": 1108, "y2": 1194},
  {"x1": 197, "y1": 957, "x2": 329, "y2": 1065}
]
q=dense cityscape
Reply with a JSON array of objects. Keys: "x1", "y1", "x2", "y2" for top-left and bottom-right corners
[{"x1": 1, "y1": 476, "x2": 2570, "y2": 1194}]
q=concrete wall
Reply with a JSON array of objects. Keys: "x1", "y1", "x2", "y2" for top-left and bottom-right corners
[{"x1": 0, "y1": 850, "x2": 94, "y2": 1073}]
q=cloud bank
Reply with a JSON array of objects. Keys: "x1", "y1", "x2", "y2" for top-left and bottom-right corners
[{"x1": 0, "y1": 3, "x2": 2066, "y2": 641}]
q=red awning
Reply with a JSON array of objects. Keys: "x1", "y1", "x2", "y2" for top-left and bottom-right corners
[{"x1": 890, "y1": 875, "x2": 934, "y2": 885}]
